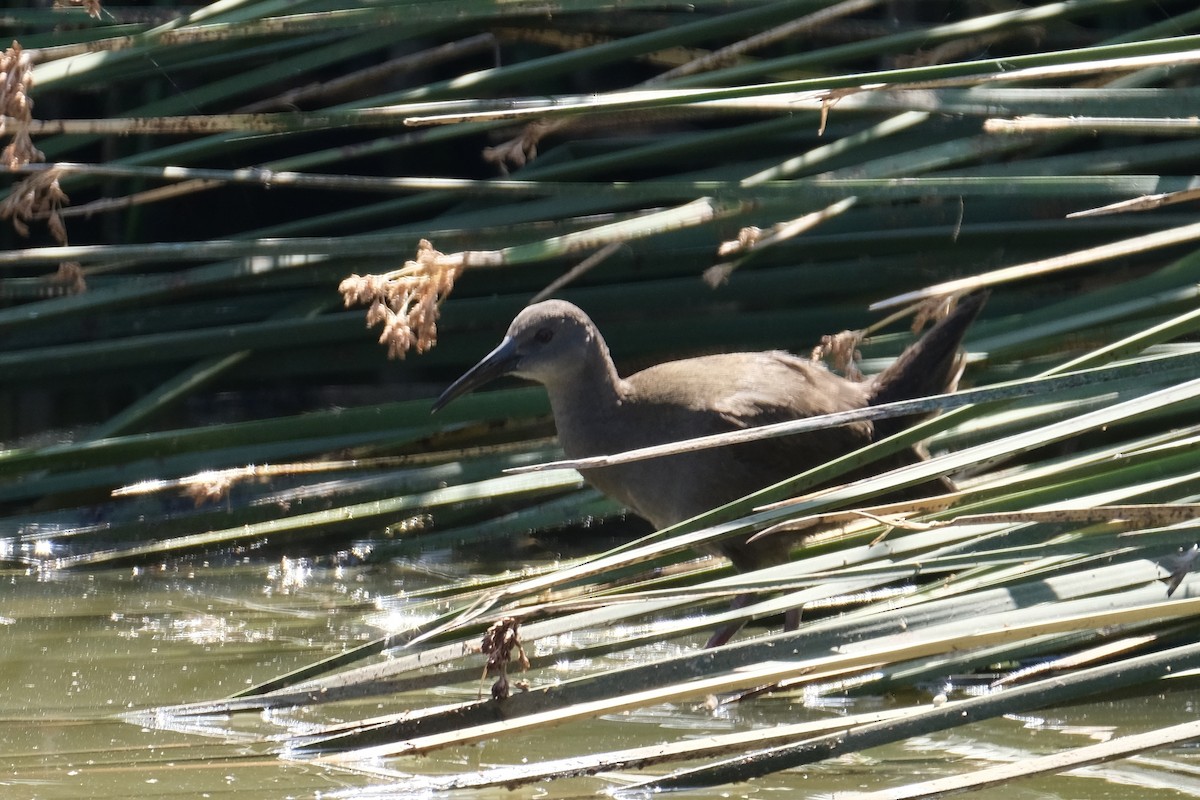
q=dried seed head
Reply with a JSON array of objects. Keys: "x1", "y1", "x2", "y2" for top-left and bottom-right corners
[
  {"x1": 1, "y1": 43, "x2": 76, "y2": 267},
  {"x1": 912, "y1": 293, "x2": 958, "y2": 333},
  {"x1": 0, "y1": 169, "x2": 70, "y2": 243},
  {"x1": 812, "y1": 329, "x2": 865, "y2": 382},
  {"x1": 338, "y1": 239, "x2": 465, "y2": 359},
  {"x1": 479, "y1": 617, "x2": 528, "y2": 700},
  {"x1": 716, "y1": 226, "x2": 763, "y2": 257},
  {"x1": 52, "y1": 0, "x2": 103, "y2": 17},
  {"x1": 0, "y1": 42, "x2": 39, "y2": 169},
  {"x1": 48, "y1": 262, "x2": 86, "y2": 295}
]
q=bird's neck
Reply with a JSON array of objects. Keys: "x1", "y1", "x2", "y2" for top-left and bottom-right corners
[{"x1": 541, "y1": 340, "x2": 627, "y2": 456}]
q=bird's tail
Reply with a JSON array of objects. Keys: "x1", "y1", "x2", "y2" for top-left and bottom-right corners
[{"x1": 867, "y1": 290, "x2": 988, "y2": 439}]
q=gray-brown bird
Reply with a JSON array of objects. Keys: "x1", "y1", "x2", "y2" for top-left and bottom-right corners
[{"x1": 434, "y1": 294, "x2": 986, "y2": 644}]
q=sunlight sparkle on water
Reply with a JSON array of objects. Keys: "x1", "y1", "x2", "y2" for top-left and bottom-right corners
[{"x1": 266, "y1": 556, "x2": 314, "y2": 593}]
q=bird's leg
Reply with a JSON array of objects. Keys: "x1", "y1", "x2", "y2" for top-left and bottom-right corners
[
  {"x1": 705, "y1": 592, "x2": 755, "y2": 648},
  {"x1": 706, "y1": 594, "x2": 802, "y2": 647},
  {"x1": 784, "y1": 607, "x2": 801, "y2": 630}
]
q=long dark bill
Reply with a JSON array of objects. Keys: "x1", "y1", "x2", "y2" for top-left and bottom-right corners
[{"x1": 430, "y1": 336, "x2": 520, "y2": 413}]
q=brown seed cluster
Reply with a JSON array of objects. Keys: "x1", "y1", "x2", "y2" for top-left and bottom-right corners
[
  {"x1": 1, "y1": 42, "x2": 84, "y2": 294},
  {"x1": 811, "y1": 329, "x2": 865, "y2": 382},
  {"x1": 911, "y1": 293, "x2": 959, "y2": 333},
  {"x1": 338, "y1": 239, "x2": 464, "y2": 359},
  {"x1": 0, "y1": 167, "x2": 68, "y2": 239},
  {"x1": 53, "y1": 0, "x2": 103, "y2": 20},
  {"x1": 479, "y1": 616, "x2": 530, "y2": 701},
  {"x1": 1, "y1": 42, "x2": 39, "y2": 170}
]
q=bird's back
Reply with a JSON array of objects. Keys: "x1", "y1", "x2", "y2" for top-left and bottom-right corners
[{"x1": 553, "y1": 351, "x2": 876, "y2": 567}]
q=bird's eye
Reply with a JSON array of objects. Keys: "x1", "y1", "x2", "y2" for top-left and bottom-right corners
[{"x1": 534, "y1": 328, "x2": 554, "y2": 344}]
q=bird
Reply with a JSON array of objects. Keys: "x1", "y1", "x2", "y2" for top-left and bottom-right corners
[{"x1": 433, "y1": 293, "x2": 987, "y2": 644}]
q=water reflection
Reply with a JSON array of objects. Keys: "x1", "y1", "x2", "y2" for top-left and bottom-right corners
[{"x1": 3, "y1": 557, "x2": 1200, "y2": 799}]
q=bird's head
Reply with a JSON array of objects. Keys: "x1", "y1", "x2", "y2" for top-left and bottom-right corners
[{"x1": 432, "y1": 300, "x2": 600, "y2": 412}]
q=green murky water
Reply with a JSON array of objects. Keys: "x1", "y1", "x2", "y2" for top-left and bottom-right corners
[{"x1": 4, "y1": 560, "x2": 1200, "y2": 800}]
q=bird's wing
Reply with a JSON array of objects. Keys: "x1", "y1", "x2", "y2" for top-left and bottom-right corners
[{"x1": 629, "y1": 351, "x2": 874, "y2": 448}]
